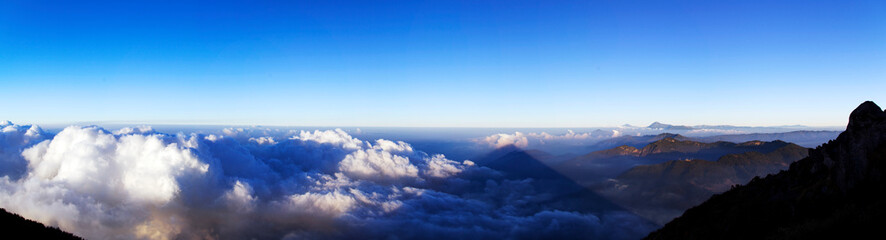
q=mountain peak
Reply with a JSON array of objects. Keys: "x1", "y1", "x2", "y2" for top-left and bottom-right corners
[
  {"x1": 655, "y1": 133, "x2": 685, "y2": 139},
  {"x1": 847, "y1": 101, "x2": 886, "y2": 131},
  {"x1": 648, "y1": 122, "x2": 665, "y2": 128}
]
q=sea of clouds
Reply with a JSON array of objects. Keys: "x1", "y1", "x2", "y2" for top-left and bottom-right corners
[{"x1": 0, "y1": 121, "x2": 655, "y2": 240}]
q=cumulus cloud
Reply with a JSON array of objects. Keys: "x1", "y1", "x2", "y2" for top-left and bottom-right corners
[
  {"x1": 3, "y1": 126, "x2": 210, "y2": 239},
  {"x1": 0, "y1": 122, "x2": 48, "y2": 179},
  {"x1": 286, "y1": 190, "x2": 356, "y2": 217},
  {"x1": 114, "y1": 126, "x2": 155, "y2": 135},
  {"x1": 0, "y1": 123, "x2": 654, "y2": 239},
  {"x1": 481, "y1": 132, "x2": 530, "y2": 148}
]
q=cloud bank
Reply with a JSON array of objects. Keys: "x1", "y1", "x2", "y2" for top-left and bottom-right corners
[
  {"x1": 0, "y1": 122, "x2": 654, "y2": 240},
  {"x1": 0, "y1": 121, "x2": 47, "y2": 179},
  {"x1": 478, "y1": 130, "x2": 624, "y2": 149},
  {"x1": 474, "y1": 124, "x2": 794, "y2": 150}
]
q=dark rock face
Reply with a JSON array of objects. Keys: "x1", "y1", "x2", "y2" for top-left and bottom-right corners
[{"x1": 646, "y1": 101, "x2": 886, "y2": 239}]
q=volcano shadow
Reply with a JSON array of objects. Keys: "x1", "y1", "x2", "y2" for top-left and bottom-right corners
[{"x1": 476, "y1": 145, "x2": 658, "y2": 218}]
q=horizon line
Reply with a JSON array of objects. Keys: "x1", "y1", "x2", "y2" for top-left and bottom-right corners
[{"x1": 4, "y1": 120, "x2": 845, "y2": 130}]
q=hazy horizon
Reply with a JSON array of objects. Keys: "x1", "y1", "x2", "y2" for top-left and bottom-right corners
[{"x1": 3, "y1": 119, "x2": 849, "y2": 129}]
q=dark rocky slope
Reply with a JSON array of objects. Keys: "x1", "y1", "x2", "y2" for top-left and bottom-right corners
[
  {"x1": 0, "y1": 208, "x2": 82, "y2": 239},
  {"x1": 646, "y1": 101, "x2": 886, "y2": 239}
]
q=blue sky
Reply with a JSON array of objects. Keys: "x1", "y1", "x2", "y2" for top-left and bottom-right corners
[{"x1": 1, "y1": 0, "x2": 884, "y2": 127}]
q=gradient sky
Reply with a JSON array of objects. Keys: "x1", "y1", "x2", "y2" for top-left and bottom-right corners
[{"x1": 1, "y1": 0, "x2": 884, "y2": 127}]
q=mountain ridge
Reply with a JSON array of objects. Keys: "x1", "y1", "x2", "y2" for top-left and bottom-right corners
[
  {"x1": 647, "y1": 122, "x2": 695, "y2": 130},
  {"x1": 598, "y1": 143, "x2": 808, "y2": 224},
  {"x1": 0, "y1": 208, "x2": 82, "y2": 239},
  {"x1": 646, "y1": 101, "x2": 886, "y2": 239},
  {"x1": 558, "y1": 136, "x2": 799, "y2": 187}
]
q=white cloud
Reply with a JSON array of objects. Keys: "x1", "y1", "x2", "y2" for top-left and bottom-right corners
[
  {"x1": 223, "y1": 180, "x2": 257, "y2": 213},
  {"x1": 293, "y1": 129, "x2": 364, "y2": 150},
  {"x1": 424, "y1": 154, "x2": 467, "y2": 178},
  {"x1": 248, "y1": 136, "x2": 276, "y2": 145},
  {"x1": 478, "y1": 130, "x2": 623, "y2": 149},
  {"x1": 114, "y1": 126, "x2": 155, "y2": 135},
  {"x1": 0, "y1": 122, "x2": 47, "y2": 178},
  {"x1": 339, "y1": 147, "x2": 420, "y2": 180},
  {"x1": 481, "y1": 132, "x2": 530, "y2": 148},
  {"x1": 285, "y1": 190, "x2": 356, "y2": 217},
  {"x1": 0, "y1": 125, "x2": 654, "y2": 239},
  {"x1": 23, "y1": 126, "x2": 208, "y2": 204},
  {"x1": 1, "y1": 126, "x2": 213, "y2": 239}
]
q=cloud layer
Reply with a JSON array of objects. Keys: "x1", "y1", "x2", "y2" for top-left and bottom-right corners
[
  {"x1": 478, "y1": 130, "x2": 624, "y2": 149},
  {"x1": 0, "y1": 122, "x2": 654, "y2": 239},
  {"x1": 475, "y1": 124, "x2": 806, "y2": 150}
]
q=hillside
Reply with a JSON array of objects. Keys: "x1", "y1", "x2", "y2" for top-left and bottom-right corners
[
  {"x1": 588, "y1": 133, "x2": 689, "y2": 151},
  {"x1": 646, "y1": 101, "x2": 886, "y2": 239},
  {"x1": 597, "y1": 143, "x2": 808, "y2": 224},
  {"x1": 558, "y1": 138, "x2": 794, "y2": 184},
  {"x1": 0, "y1": 208, "x2": 82, "y2": 239}
]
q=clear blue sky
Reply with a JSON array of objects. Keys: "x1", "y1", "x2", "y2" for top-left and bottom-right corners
[{"x1": 1, "y1": 0, "x2": 884, "y2": 127}]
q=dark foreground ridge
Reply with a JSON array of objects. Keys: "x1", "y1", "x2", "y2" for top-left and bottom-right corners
[
  {"x1": 0, "y1": 208, "x2": 82, "y2": 239},
  {"x1": 646, "y1": 101, "x2": 886, "y2": 239}
]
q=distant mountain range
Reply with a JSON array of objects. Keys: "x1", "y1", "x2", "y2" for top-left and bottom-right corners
[
  {"x1": 646, "y1": 122, "x2": 694, "y2": 130},
  {"x1": 586, "y1": 133, "x2": 691, "y2": 152},
  {"x1": 0, "y1": 208, "x2": 82, "y2": 239},
  {"x1": 597, "y1": 143, "x2": 808, "y2": 224},
  {"x1": 646, "y1": 101, "x2": 886, "y2": 239},
  {"x1": 471, "y1": 121, "x2": 843, "y2": 229},
  {"x1": 693, "y1": 130, "x2": 840, "y2": 148},
  {"x1": 557, "y1": 137, "x2": 799, "y2": 184},
  {"x1": 589, "y1": 131, "x2": 838, "y2": 151},
  {"x1": 636, "y1": 121, "x2": 831, "y2": 131}
]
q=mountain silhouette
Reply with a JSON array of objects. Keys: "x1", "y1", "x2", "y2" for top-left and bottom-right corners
[
  {"x1": 477, "y1": 148, "x2": 645, "y2": 215},
  {"x1": 589, "y1": 133, "x2": 690, "y2": 151},
  {"x1": 484, "y1": 150, "x2": 564, "y2": 180},
  {"x1": 695, "y1": 130, "x2": 840, "y2": 148},
  {"x1": 646, "y1": 101, "x2": 886, "y2": 239},
  {"x1": 599, "y1": 143, "x2": 808, "y2": 224},
  {"x1": 0, "y1": 208, "x2": 82, "y2": 239},
  {"x1": 559, "y1": 137, "x2": 795, "y2": 184}
]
